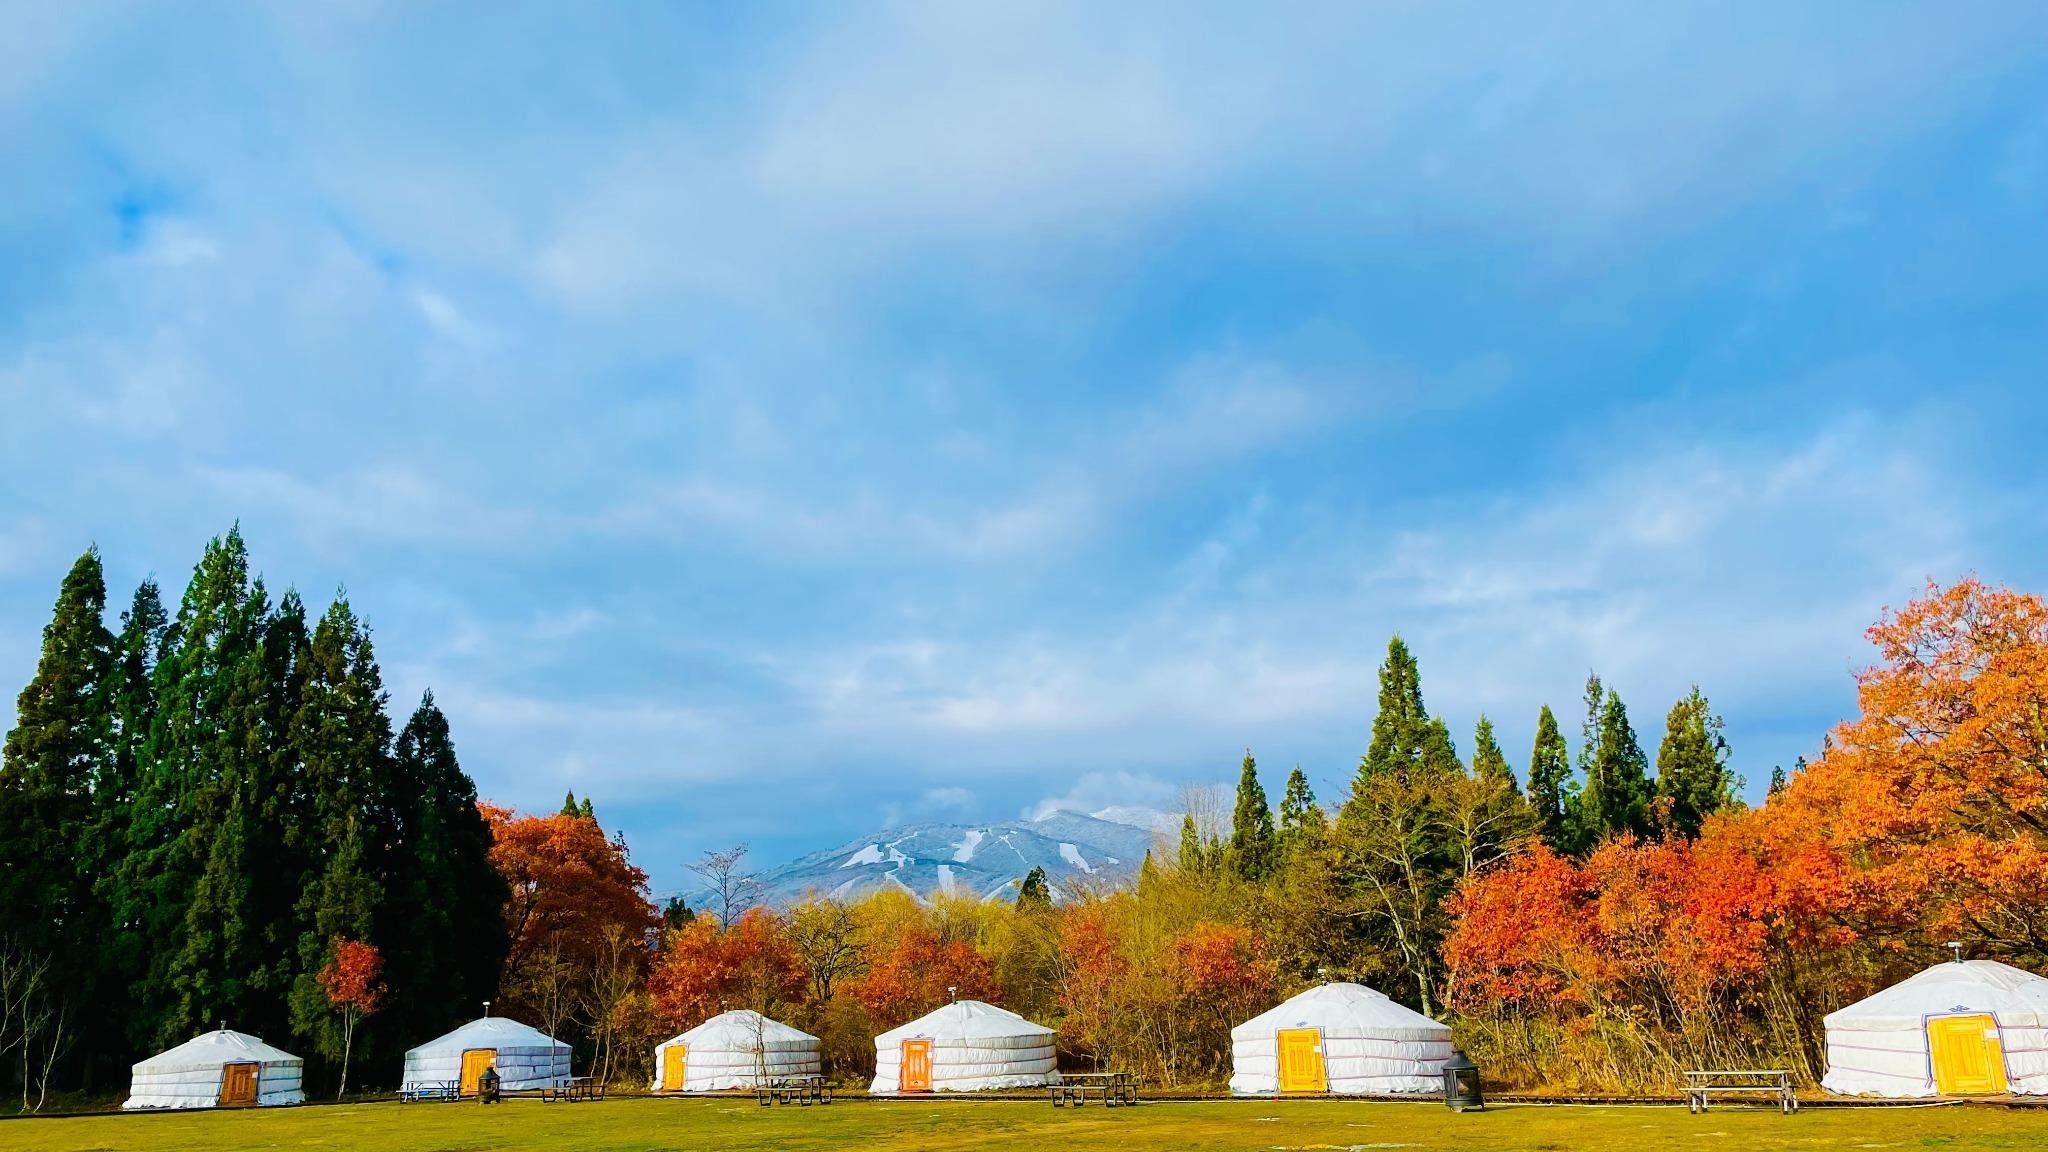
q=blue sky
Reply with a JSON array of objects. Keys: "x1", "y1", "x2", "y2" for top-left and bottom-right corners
[{"x1": 4, "y1": 3, "x2": 2047, "y2": 896}]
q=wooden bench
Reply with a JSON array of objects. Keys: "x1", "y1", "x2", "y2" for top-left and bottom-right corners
[
  {"x1": 757, "y1": 1074, "x2": 833, "y2": 1106},
  {"x1": 1050, "y1": 1071, "x2": 1139, "y2": 1107},
  {"x1": 400, "y1": 1080, "x2": 459, "y2": 1102},
  {"x1": 1685, "y1": 1069, "x2": 1796, "y2": 1114}
]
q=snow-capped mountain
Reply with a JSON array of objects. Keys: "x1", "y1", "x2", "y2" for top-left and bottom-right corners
[{"x1": 741, "y1": 809, "x2": 1170, "y2": 906}]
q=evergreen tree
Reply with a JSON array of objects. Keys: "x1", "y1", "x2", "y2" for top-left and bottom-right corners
[
  {"x1": 122, "y1": 528, "x2": 274, "y2": 1047},
  {"x1": 579, "y1": 796, "x2": 595, "y2": 821},
  {"x1": 287, "y1": 596, "x2": 395, "y2": 1061},
  {"x1": 1276, "y1": 767, "x2": 1324, "y2": 858},
  {"x1": 1654, "y1": 686, "x2": 1735, "y2": 838},
  {"x1": 0, "y1": 548, "x2": 118, "y2": 1089},
  {"x1": 1525, "y1": 705, "x2": 1572, "y2": 853},
  {"x1": 561, "y1": 791, "x2": 580, "y2": 817},
  {"x1": 382, "y1": 692, "x2": 508, "y2": 1060},
  {"x1": 1419, "y1": 716, "x2": 1462, "y2": 777},
  {"x1": 1576, "y1": 683, "x2": 1652, "y2": 845},
  {"x1": 1176, "y1": 813, "x2": 1209, "y2": 874},
  {"x1": 661, "y1": 895, "x2": 693, "y2": 931},
  {"x1": 1768, "y1": 764, "x2": 1787, "y2": 796},
  {"x1": 1472, "y1": 715, "x2": 1513, "y2": 790},
  {"x1": 1227, "y1": 750, "x2": 1277, "y2": 881},
  {"x1": 1359, "y1": 636, "x2": 1429, "y2": 782},
  {"x1": 1015, "y1": 865, "x2": 1052, "y2": 910}
]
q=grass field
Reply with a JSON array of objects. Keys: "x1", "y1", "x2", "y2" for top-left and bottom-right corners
[{"x1": 8, "y1": 1096, "x2": 2048, "y2": 1152}]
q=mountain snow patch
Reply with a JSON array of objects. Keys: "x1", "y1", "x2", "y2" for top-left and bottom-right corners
[
  {"x1": 951, "y1": 829, "x2": 984, "y2": 863},
  {"x1": 841, "y1": 844, "x2": 884, "y2": 868},
  {"x1": 936, "y1": 864, "x2": 956, "y2": 891},
  {"x1": 1059, "y1": 843, "x2": 1096, "y2": 874}
]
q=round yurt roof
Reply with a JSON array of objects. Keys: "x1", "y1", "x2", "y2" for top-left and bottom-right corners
[
  {"x1": 659, "y1": 1010, "x2": 818, "y2": 1050},
  {"x1": 875, "y1": 1000, "x2": 1053, "y2": 1045},
  {"x1": 1826, "y1": 960, "x2": 2048, "y2": 1031},
  {"x1": 409, "y1": 1016, "x2": 567, "y2": 1055},
  {"x1": 1232, "y1": 983, "x2": 1450, "y2": 1042},
  {"x1": 135, "y1": 1028, "x2": 299, "y2": 1072}
]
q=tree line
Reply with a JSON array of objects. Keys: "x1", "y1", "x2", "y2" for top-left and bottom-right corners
[{"x1": 0, "y1": 531, "x2": 506, "y2": 1104}]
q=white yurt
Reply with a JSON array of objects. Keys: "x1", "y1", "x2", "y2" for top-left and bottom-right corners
[
  {"x1": 1823, "y1": 959, "x2": 2048, "y2": 1098},
  {"x1": 652, "y1": 1010, "x2": 821, "y2": 1092},
  {"x1": 402, "y1": 1015, "x2": 571, "y2": 1096},
  {"x1": 870, "y1": 1000, "x2": 1056, "y2": 1094},
  {"x1": 1229, "y1": 983, "x2": 1454, "y2": 1096},
  {"x1": 123, "y1": 1027, "x2": 304, "y2": 1110}
]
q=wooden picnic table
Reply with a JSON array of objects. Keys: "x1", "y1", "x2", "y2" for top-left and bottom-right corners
[
  {"x1": 1684, "y1": 1069, "x2": 1796, "y2": 1114},
  {"x1": 399, "y1": 1080, "x2": 459, "y2": 1102},
  {"x1": 757, "y1": 1074, "x2": 834, "y2": 1106},
  {"x1": 540, "y1": 1076, "x2": 607, "y2": 1103},
  {"x1": 1050, "y1": 1071, "x2": 1140, "y2": 1107}
]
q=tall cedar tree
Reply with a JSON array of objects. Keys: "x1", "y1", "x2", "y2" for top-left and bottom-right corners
[
  {"x1": 1572, "y1": 678, "x2": 1652, "y2": 847},
  {"x1": 1524, "y1": 705, "x2": 1572, "y2": 853},
  {"x1": 1471, "y1": 715, "x2": 1514, "y2": 790},
  {"x1": 0, "y1": 548, "x2": 116, "y2": 1084},
  {"x1": 380, "y1": 692, "x2": 508, "y2": 1059},
  {"x1": 1655, "y1": 686, "x2": 1736, "y2": 838},
  {"x1": 1227, "y1": 750, "x2": 1277, "y2": 880},
  {"x1": 124, "y1": 528, "x2": 275, "y2": 1046},
  {"x1": 1276, "y1": 767, "x2": 1324, "y2": 859},
  {"x1": 1176, "y1": 813, "x2": 1210, "y2": 874},
  {"x1": 1015, "y1": 865, "x2": 1052, "y2": 910},
  {"x1": 1359, "y1": 636, "x2": 1429, "y2": 782},
  {"x1": 287, "y1": 596, "x2": 395, "y2": 1062},
  {"x1": 87, "y1": 577, "x2": 167, "y2": 1085}
]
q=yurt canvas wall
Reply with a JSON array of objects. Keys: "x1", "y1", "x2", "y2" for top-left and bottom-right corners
[
  {"x1": 652, "y1": 1010, "x2": 821, "y2": 1092},
  {"x1": 870, "y1": 1000, "x2": 1055, "y2": 1094},
  {"x1": 1823, "y1": 960, "x2": 2048, "y2": 1098},
  {"x1": 123, "y1": 1029, "x2": 304, "y2": 1110},
  {"x1": 402, "y1": 1016, "x2": 571, "y2": 1095},
  {"x1": 1230, "y1": 983, "x2": 1453, "y2": 1096}
]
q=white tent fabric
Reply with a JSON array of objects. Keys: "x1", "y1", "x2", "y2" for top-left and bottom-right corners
[
  {"x1": 870, "y1": 1000, "x2": 1056, "y2": 1093},
  {"x1": 1823, "y1": 960, "x2": 2048, "y2": 1097},
  {"x1": 651, "y1": 1010, "x2": 821, "y2": 1092},
  {"x1": 123, "y1": 1028, "x2": 304, "y2": 1110},
  {"x1": 1229, "y1": 982, "x2": 1453, "y2": 1096},
  {"x1": 402, "y1": 1016, "x2": 571, "y2": 1093}
]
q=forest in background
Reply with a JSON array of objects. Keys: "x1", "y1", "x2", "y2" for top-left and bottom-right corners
[{"x1": 3, "y1": 528, "x2": 2043, "y2": 1103}]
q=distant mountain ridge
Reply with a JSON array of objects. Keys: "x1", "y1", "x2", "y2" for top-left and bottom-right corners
[{"x1": 741, "y1": 808, "x2": 1170, "y2": 906}]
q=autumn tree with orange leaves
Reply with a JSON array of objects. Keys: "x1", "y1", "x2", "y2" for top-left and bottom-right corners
[{"x1": 316, "y1": 938, "x2": 384, "y2": 1099}]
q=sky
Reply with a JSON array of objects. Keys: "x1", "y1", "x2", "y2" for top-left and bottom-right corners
[{"x1": 4, "y1": 2, "x2": 2047, "y2": 897}]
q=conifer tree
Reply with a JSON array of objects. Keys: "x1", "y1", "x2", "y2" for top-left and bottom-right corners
[
  {"x1": 1227, "y1": 750, "x2": 1277, "y2": 881},
  {"x1": 288, "y1": 596, "x2": 395, "y2": 1059},
  {"x1": 1472, "y1": 715, "x2": 1514, "y2": 790},
  {"x1": 1015, "y1": 866, "x2": 1052, "y2": 910},
  {"x1": 1419, "y1": 716, "x2": 1462, "y2": 777},
  {"x1": 0, "y1": 547, "x2": 118, "y2": 1088},
  {"x1": 124, "y1": 528, "x2": 274, "y2": 1046},
  {"x1": 1654, "y1": 686, "x2": 1735, "y2": 838},
  {"x1": 579, "y1": 796, "x2": 595, "y2": 821},
  {"x1": 1525, "y1": 705, "x2": 1572, "y2": 853},
  {"x1": 1768, "y1": 764, "x2": 1787, "y2": 796},
  {"x1": 381, "y1": 692, "x2": 507, "y2": 1053},
  {"x1": 1575, "y1": 683, "x2": 1651, "y2": 845},
  {"x1": 1276, "y1": 767, "x2": 1324, "y2": 858},
  {"x1": 561, "y1": 791, "x2": 579, "y2": 817},
  {"x1": 1359, "y1": 636, "x2": 1429, "y2": 782},
  {"x1": 1176, "y1": 813, "x2": 1209, "y2": 874}
]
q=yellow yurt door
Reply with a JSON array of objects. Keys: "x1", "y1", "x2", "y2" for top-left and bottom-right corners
[
  {"x1": 460, "y1": 1048, "x2": 498, "y2": 1096},
  {"x1": 901, "y1": 1039, "x2": 933, "y2": 1093},
  {"x1": 1928, "y1": 1015, "x2": 2007, "y2": 1095},
  {"x1": 1276, "y1": 1028, "x2": 1327, "y2": 1093},
  {"x1": 219, "y1": 1062, "x2": 259, "y2": 1107},
  {"x1": 662, "y1": 1045, "x2": 687, "y2": 1091}
]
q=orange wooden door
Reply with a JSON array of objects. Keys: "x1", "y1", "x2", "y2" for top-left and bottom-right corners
[
  {"x1": 901, "y1": 1039, "x2": 933, "y2": 1092},
  {"x1": 661, "y1": 1044, "x2": 687, "y2": 1091},
  {"x1": 1276, "y1": 1029, "x2": 1327, "y2": 1093},
  {"x1": 1928, "y1": 1015, "x2": 2007, "y2": 1095},
  {"x1": 460, "y1": 1048, "x2": 497, "y2": 1095},
  {"x1": 218, "y1": 1062, "x2": 259, "y2": 1107}
]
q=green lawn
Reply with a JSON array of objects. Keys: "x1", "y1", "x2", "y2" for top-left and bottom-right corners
[{"x1": 8, "y1": 1096, "x2": 2048, "y2": 1152}]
